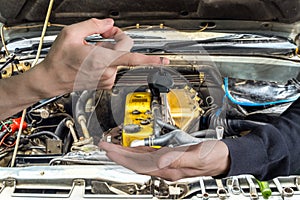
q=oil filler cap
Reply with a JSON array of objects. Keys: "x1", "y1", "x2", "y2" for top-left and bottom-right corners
[
  {"x1": 123, "y1": 124, "x2": 141, "y2": 133},
  {"x1": 147, "y1": 68, "x2": 174, "y2": 94}
]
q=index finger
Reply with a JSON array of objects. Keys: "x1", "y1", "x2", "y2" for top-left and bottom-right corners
[
  {"x1": 66, "y1": 18, "x2": 114, "y2": 40},
  {"x1": 110, "y1": 52, "x2": 170, "y2": 66},
  {"x1": 101, "y1": 26, "x2": 123, "y2": 40},
  {"x1": 101, "y1": 27, "x2": 133, "y2": 51}
]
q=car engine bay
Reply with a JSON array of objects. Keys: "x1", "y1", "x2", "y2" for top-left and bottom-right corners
[
  {"x1": 0, "y1": 55, "x2": 299, "y2": 166},
  {"x1": 0, "y1": 0, "x2": 300, "y2": 193}
]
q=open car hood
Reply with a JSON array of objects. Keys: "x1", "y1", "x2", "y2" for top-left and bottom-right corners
[
  {"x1": 0, "y1": 0, "x2": 300, "y2": 26},
  {"x1": 1, "y1": 1, "x2": 300, "y2": 200}
]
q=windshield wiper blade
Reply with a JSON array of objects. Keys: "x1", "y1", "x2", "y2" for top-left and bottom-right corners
[{"x1": 132, "y1": 34, "x2": 289, "y2": 53}]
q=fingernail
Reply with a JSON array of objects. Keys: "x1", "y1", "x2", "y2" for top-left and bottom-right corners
[
  {"x1": 103, "y1": 18, "x2": 114, "y2": 25},
  {"x1": 160, "y1": 57, "x2": 170, "y2": 65}
]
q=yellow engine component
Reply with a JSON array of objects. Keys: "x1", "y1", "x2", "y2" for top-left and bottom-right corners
[
  {"x1": 122, "y1": 87, "x2": 203, "y2": 147},
  {"x1": 167, "y1": 86, "x2": 203, "y2": 132},
  {"x1": 122, "y1": 92, "x2": 153, "y2": 147}
]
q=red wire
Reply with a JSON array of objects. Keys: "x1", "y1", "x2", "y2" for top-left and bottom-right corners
[
  {"x1": 0, "y1": 132, "x2": 14, "y2": 147},
  {"x1": 3, "y1": 141, "x2": 16, "y2": 147}
]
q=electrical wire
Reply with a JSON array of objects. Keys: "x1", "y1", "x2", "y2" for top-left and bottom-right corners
[
  {"x1": 0, "y1": 24, "x2": 15, "y2": 74},
  {"x1": 1, "y1": 24, "x2": 9, "y2": 56},
  {"x1": 31, "y1": 0, "x2": 55, "y2": 67},
  {"x1": 4, "y1": 23, "x2": 66, "y2": 30},
  {"x1": 0, "y1": 120, "x2": 12, "y2": 130},
  {"x1": 197, "y1": 23, "x2": 209, "y2": 32},
  {"x1": 10, "y1": 0, "x2": 55, "y2": 167},
  {"x1": 0, "y1": 132, "x2": 11, "y2": 146},
  {"x1": 122, "y1": 22, "x2": 209, "y2": 33},
  {"x1": 0, "y1": 145, "x2": 22, "y2": 158},
  {"x1": 32, "y1": 124, "x2": 58, "y2": 130}
]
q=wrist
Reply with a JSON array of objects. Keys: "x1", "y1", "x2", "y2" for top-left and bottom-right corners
[
  {"x1": 217, "y1": 141, "x2": 231, "y2": 175},
  {"x1": 0, "y1": 64, "x2": 58, "y2": 120},
  {"x1": 199, "y1": 140, "x2": 230, "y2": 176},
  {"x1": 29, "y1": 61, "x2": 66, "y2": 98}
]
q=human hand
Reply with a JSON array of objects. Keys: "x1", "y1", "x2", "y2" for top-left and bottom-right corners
[
  {"x1": 99, "y1": 140, "x2": 230, "y2": 181},
  {"x1": 38, "y1": 18, "x2": 169, "y2": 97}
]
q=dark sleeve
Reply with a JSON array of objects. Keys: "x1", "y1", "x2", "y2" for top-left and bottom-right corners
[{"x1": 222, "y1": 97, "x2": 300, "y2": 180}]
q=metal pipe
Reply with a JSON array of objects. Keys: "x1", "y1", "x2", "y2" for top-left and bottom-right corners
[
  {"x1": 65, "y1": 120, "x2": 79, "y2": 143},
  {"x1": 78, "y1": 115, "x2": 90, "y2": 139},
  {"x1": 143, "y1": 129, "x2": 208, "y2": 147}
]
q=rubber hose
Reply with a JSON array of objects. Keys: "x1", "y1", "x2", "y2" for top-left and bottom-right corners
[
  {"x1": 27, "y1": 131, "x2": 60, "y2": 140},
  {"x1": 75, "y1": 90, "x2": 94, "y2": 119}
]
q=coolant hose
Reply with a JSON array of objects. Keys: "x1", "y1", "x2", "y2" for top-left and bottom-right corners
[
  {"x1": 190, "y1": 129, "x2": 217, "y2": 138},
  {"x1": 144, "y1": 131, "x2": 175, "y2": 146},
  {"x1": 54, "y1": 118, "x2": 70, "y2": 139},
  {"x1": 156, "y1": 119, "x2": 177, "y2": 131},
  {"x1": 75, "y1": 90, "x2": 94, "y2": 119}
]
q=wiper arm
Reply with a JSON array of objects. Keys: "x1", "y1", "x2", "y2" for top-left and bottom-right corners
[
  {"x1": 14, "y1": 42, "x2": 52, "y2": 54},
  {"x1": 84, "y1": 33, "x2": 165, "y2": 43}
]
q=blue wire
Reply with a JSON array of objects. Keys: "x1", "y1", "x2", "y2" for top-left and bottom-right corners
[{"x1": 224, "y1": 77, "x2": 299, "y2": 106}]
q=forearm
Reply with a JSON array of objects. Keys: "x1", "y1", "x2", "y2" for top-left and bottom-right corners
[
  {"x1": 0, "y1": 63, "x2": 57, "y2": 120},
  {"x1": 222, "y1": 125, "x2": 289, "y2": 180},
  {"x1": 223, "y1": 97, "x2": 300, "y2": 180}
]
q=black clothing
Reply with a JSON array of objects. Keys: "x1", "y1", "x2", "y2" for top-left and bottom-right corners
[{"x1": 222, "y1": 97, "x2": 300, "y2": 180}]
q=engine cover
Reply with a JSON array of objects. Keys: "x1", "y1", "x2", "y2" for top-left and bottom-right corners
[{"x1": 122, "y1": 86, "x2": 203, "y2": 147}]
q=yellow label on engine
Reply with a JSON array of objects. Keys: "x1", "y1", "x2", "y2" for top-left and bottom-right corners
[{"x1": 122, "y1": 92, "x2": 153, "y2": 147}]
